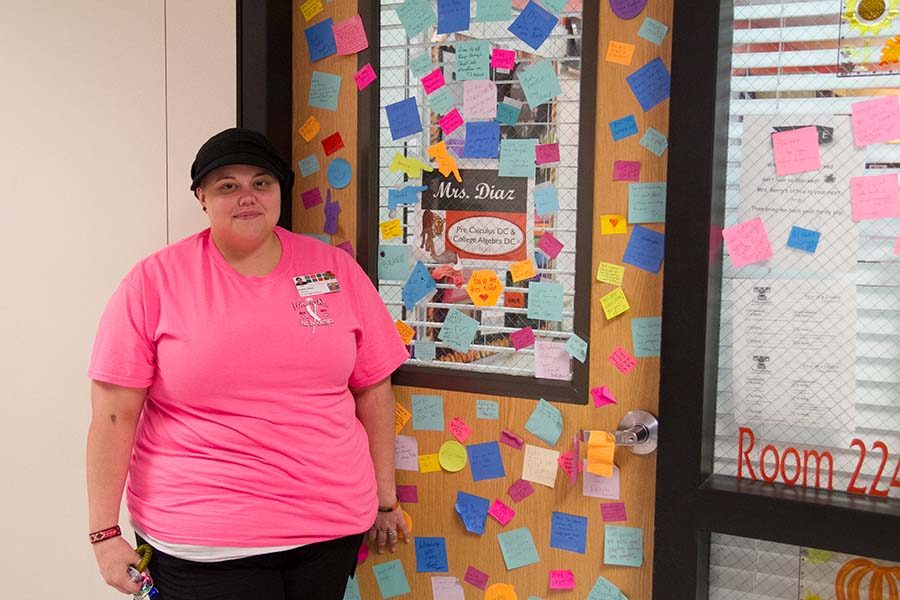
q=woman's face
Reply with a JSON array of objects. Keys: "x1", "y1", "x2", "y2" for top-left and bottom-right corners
[{"x1": 196, "y1": 164, "x2": 281, "y2": 247}]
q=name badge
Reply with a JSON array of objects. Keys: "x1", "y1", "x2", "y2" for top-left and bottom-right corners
[{"x1": 293, "y1": 271, "x2": 342, "y2": 297}]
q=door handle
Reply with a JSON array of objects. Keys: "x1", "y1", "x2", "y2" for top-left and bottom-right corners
[{"x1": 579, "y1": 410, "x2": 659, "y2": 455}]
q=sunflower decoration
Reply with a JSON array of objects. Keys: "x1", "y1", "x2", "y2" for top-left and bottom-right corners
[{"x1": 844, "y1": 0, "x2": 900, "y2": 35}]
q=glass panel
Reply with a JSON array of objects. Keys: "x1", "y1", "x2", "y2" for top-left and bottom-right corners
[{"x1": 711, "y1": 0, "x2": 900, "y2": 498}]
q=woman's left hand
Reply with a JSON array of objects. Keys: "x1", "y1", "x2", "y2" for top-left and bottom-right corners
[{"x1": 368, "y1": 508, "x2": 409, "y2": 554}]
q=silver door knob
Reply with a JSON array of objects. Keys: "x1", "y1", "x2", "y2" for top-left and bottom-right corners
[{"x1": 579, "y1": 410, "x2": 659, "y2": 455}]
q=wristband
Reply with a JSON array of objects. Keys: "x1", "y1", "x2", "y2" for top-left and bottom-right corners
[
  {"x1": 89, "y1": 525, "x2": 122, "y2": 544},
  {"x1": 378, "y1": 500, "x2": 401, "y2": 513}
]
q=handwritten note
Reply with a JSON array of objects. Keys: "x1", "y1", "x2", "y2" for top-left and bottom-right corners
[
  {"x1": 449, "y1": 417, "x2": 473, "y2": 443},
  {"x1": 298, "y1": 155, "x2": 319, "y2": 177},
  {"x1": 301, "y1": 187, "x2": 324, "y2": 210},
  {"x1": 604, "y1": 525, "x2": 643, "y2": 567},
  {"x1": 395, "y1": 403, "x2": 412, "y2": 435},
  {"x1": 588, "y1": 575, "x2": 628, "y2": 600},
  {"x1": 397, "y1": 485, "x2": 418, "y2": 503},
  {"x1": 464, "y1": 566, "x2": 490, "y2": 590},
  {"x1": 308, "y1": 71, "x2": 341, "y2": 111},
  {"x1": 476, "y1": 399, "x2": 499, "y2": 419},
  {"x1": 550, "y1": 570, "x2": 575, "y2": 590},
  {"x1": 395, "y1": 320, "x2": 415, "y2": 345},
  {"x1": 596, "y1": 262, "x2": 625, "y2": 286},
  {"x1": 631, "y1": 316, "x2": 662, "y2": 357},
  {"x1": 510, "y1": 259, "x2": 537, "y2": 282},
  {"x1": 419, "y1": 453, "x2": 441, "y2": 472},
  {"x1": 402, "y1": 261, "x2": 437, "y2": 309},
  {"x1": 601, "y1": 214, "x2": 628, "y2": 235},
  {"x1": 583, "y1": 462, "x2": 620, "y2": 499},
  {"x1": 609, "y1": 114, "x2": 639, "y2": 141},
  {"x1": 431, "y1": 576, "x2": 464, "y2": 600},
  {"x1": 851, "y1": 95, "x2": 900, "y2": 146},
  {"x1": 606, "y1": 40, "x2": 635, "y2": 65},
  {"x1": 508, "y1": 479, "x2": 535, "y2": 502},
  {"x1": 518, "y1": 60, "x2": 562, "y2": 108},
  {"x1": 565, "y1": 334, "x2": 588, "y2": 363},
  {"x1": 438, "y1": 109, "x2": 464, "y2": 136},
  {"x1": 467, "y1": 441, "x2": 506, "y2": 481},
  {"x1": 525, "y1": 398, "x2": 563, "y2": 446},
  {"x1": 388, "y1": 184, "x2": 428, "y2": 209},
  {"x1": 386, "y1": 97, "x2": 423, "y2": 140},
  {"x1": 298, "y1": 115, "x2": 321, "y2": 141},
  {"x1": 613, "y1": 160, "x2": 641, "y2": 181},
  {"x1": 333, "y1": 15, "x2": 368, "y2": 55},
  {"x1": 721, "y1": 217, "x2": 772, "y2": 267},
  {"x1": 639, "y1": 16, "x2": 669, "y2": 45},
  {"x1": 499, "y1": 138, "x2": 538, "y2": 178},
  {"x1": 522, "y1": 444, "x2": 559, "y2": 488},
  {"x1": 850, "y1": 173, "x2": 900, "y2": 221},
  {"x1": 439, "y1": 440, "x2": 468, "y2": 472},
  {"x1": 395, "y1": 0, "x2": 437, "y2": 38},
  {"x1": 463, "y1": 80, "x2": 497, "y2": 119},
  {"x1": 772, "y1": 126, "x2": 821, "y2": 176},
  {"x1": 379, "y1": 245, "x2": 412, "y2": 281},
  {"x1": 609, "y1": 346, "x2": 637, "y2": 374},
  {"x1": 496, "y1": 101, "x2": 521, "y2": 125},
  {"x1": 464, "y1": 121, "x2": 501, "y2": 158},
  {"x1": 505, "y1": 290, "x2": 525, "y2": 308},
  {"x1": 380, "y1": 218, "x2": 403, "y2": 240},
  {"x1": 626, "y1": 58, "x2": 671, "y2": 112},
  {"x1": 354, "y1": 63, "x2": 377, "y2": 90},
  {"x1": 609, "y1": 0, "x2": 648, "y2": 19},
  {"x1": 422, "y1": 68, "x2": 446, "y2": 95},
  {"x1": 510, "y1": 326, "x2": 536, "y2": 350},
  {"x1": 437, "y1": 0, "x2": 470, "y2": 33},
  {"x1": 592, "y1": 385, "x2": 617, "y2": 408},
  {"x1": 390, "y1": 153, "x2": 433, "y2": 178},
  {"x1": 600, "y1": 287, "x2": 630, "y2": 320},
  {"x1": 416, "y1": 340, "x2": 436, "y2": 362},
  {"x1": 497, "y1": 528, "x2": 540, "y2": 570},
  {"x1": 640, "y1": 127, "x2": 668, "y2": 156},
  {"x1": 623, "y1": 224, "x2": 665, "y2": 273},
  {"x1": 786, "y1": 226, "x2": 821, "y2": 253},
  {"x1": 373, "y1": 560, "x2": 411, "y2": 599},
  {"x1": 456, "y1": 40, "x2": 490, "y2": 80},
  {"x1": 508, "y1": 1, "x2": 558, "y2": 50},
  {"x1": 534, "y1": 339, "x2": 572, "y2": 380},
  {"x1": 300, "y1": 0, "x2": 324, "y2": 21},
  {"x1": 534, "y1": 184, "x2": 559, "y2": 216},
  {"x1": 535, "y1": 143, "x2": 560, "y2": 165},
  {"x1": 415, "y1": 537, "x2": 449, "y2": 572},
  {"x1": 466, "y1": 269, "x2": 503, "y2": 306},
  {"x1": 628, "y1": 182, "x2": 666, "y2": 223},
  {"x1": 601, "y1": 502, "x2": 628, "y2": 522},
  {"x1": 550, "y1": 511, "x2": 588, "y2": 554},
  {"x1": 489, "y1": 500, "x2": 516, "y2": 525},
  {"x1": 455, "y1": 492, "x2": 490, "y2": 534},
  {"x1": 395, "y1": 435, "x2": 419, "y2": 471},
  {"x1": 536, "y1": 231, "x2": 564, "y2": 259},
  {"x1": 438, "y1": 308, "x2": 480, "y2": 352},
  {"x1": 491, "y1": 47, "x2": 516, "y2": 70},
  {"x1": 476, "y1": 0, "x2": 512, "y2": 21},
  {"x1": 304, "y1": 19, "x2": 336, "y2": 62},
  {"x1": 410, "y1": 53, "x2": 434, "y2": 78},
  {"x1": 412, "y1": 394, "x2": 444, "y2": 431}
]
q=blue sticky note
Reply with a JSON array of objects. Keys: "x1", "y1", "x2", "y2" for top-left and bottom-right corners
[
  {"x1": 396, "y1": 0, "x2": 437, "y2": 38},
  {"x1": 464, "y1": 121, "x2": 501, "y2": 158},
  {"x1": 412, "y1": 394, "x2": 444, "y2": 431},
  {"x1": 343, "y1": 576, "x2": 361, "y2": 600},
  {"x1": 373, "y1": 560, "x2": 411, "y2": 598},
  {"x1": 430, "y1": 87, "x2": 455, "y2": 114},
  {"x1": 508, "y1": 1, "x2": 558, "y2": 51},
  {"x1": 415, "y1": 537, "x2": 449, "y2": 572},
  {"x1": 298, "y1": 155, "x2": 320, "y2": 177},
  {"x1": 632, "y1": 316, "x2": 662, "y2": 357},
  {"x1": 534, "y1": 184, "x2": 559, "y2": 216},
  {"x1": 524, "y1": 398, "x2": 563, "y2": 446},
  {"x1": 496, "y1": 102, "x2": 521, "y2": 125},
  {"x1": 604, "y1": 525, "x2": 643, "y2": 567},
  {"x1": 551, "y1": 511, "x2": 588, "y2": 554},
  {"x1": 438, "y1": 0, "x2": 470, "y2": 34},
  {"x1": 467, "y1": 441, "x2": 505, "y2": 481},
  {"x1": 475, "y1": 0, "x2": 512, "y2": 22},
  {"x1": 626, "y1": 58, "x2": 671, "y2": 112},
  {"x1": 476, "y1": 399, "x2": 499, "y2": 419},
  {"x1": 565, "y1": 334, "x2": 588, "y2": 363},
  {"x1": 527, "y1": 281, "x2": 563, "y2": 321},
  {"x1": 787, "y1": 226, "x2": 820, "y2": 253},
  {"x1": 499, "y1": 138, "x2": 538, "y2": 178},
  {"x1": 415, "y1": 340, "x2": 436, "y2": 362},
  {"x1": 410, "y1": 53, "x2": 435, "y2": 77},
  {"x1": 327, "y1": 158, "x2": 353, "y2": 189},
  {"x1": 308, "y1": 71, "x2": 342, "y2": 111},
  {"x1": 518, "y1": 60, "x2": 562, "y2": 108},
  {"x1": 497, "y1": 528, "x2": 540, "y2": 570},
  {"x1": 304, "y1": 19, "x2": 336, "y2": 62},
  {"x1": 438, "y1": 308, "x2": 479, "y2": 352},
  {"x1": 379, "y1": 245, "x2": 413, "y2": 281},
  {"x1": 588, "y1": 576, "x2": 628, "y2": 600},
  {"x1": 456, "y1": 40, "x2": 490, "y2": 80},
  {"x1": 388, "y1": 185, "x2": 428, "y2": 209},
  {"x1": 640, "y1": 127, "x2": 668, "y2": 156},
  {"x1": 623, "y1": 225, "x2": 665, "y2": 274},
  {"x1": 610, "y1": 115, "x2": 639, "y2": 141},
  {"x1": 638, "y1": 16, "x2": 669, "y2": 46},
  {"x1": 386, "y1": 97, "x2": 423, "y2": 140},
  {"x1": 402, "y1": 261, "x2": 438, "y2": 309},
  {"x1": 628, "y1": 182, "x2": 667, "y2": 223},
  {"x1": 455, "y1": 491, "x2": 490, "y2": 534}
]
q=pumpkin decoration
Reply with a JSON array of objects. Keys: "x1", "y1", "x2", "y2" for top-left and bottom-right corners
[{"x1": 836, "y1": 558, "x2": 900, "y2": 600}]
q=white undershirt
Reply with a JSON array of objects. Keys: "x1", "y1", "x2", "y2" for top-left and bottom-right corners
[{"x1": 132, "y1": 521, "x2": 302, "y2": 563}]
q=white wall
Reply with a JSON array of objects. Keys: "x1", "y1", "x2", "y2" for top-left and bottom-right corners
[{"x1": 0, "y1": 2, "x2": 234, "y2": 597}]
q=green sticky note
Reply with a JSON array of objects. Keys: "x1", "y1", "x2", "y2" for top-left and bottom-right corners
[
  {"x1": 604, "y1": 525, "x2": 643, "y2": 567},
  {"x1": 373, "y1": 559, "x2": 411, "y2": 598},
  {"x1": 298, "y1": 155, "x2": 320, "y2": 177},
  {"x1": 415, "y1": 340, "x2": 436, "y2": 362},
  {"x1": 631, "y1": 317, "x2": 661, "y2": 357},
  {"x1": 588, "y1": 576, "x2": 628, "y2": 600},
  {"x1": 476, "y1": 399, "x2": 499, "y2": 419},
  {"x1": 565, "y1": 333, "x2": 588, "y2": 363},
  {"x1": 438, "y1": 308, "x2": 480, "y2": 352},
  {"x1": 496, "y1": 101, "x2": 521, "y2": 125},
  {"x1": 518, "y1": 60, "x2": 562, "y2": 108},
  {"x1": 541, "y1": 0, "x2": 568, "y2": 13},
  {"x1": 628, "y1": 182, "x2": 666, "y2": 224},
  {"x1": 456, "y1": 40, "x2": 490, "y2": 80},
  {"x1": 524, "y1": 398, "x2": 563, "y2": 446},
  {"x1": 379, "y1": 245, "x2": 413, "y2": 281},
  {"x1": 499, "y1": 138, "x2": 538, "y2": 178},
  {"x1": 475, "y1": 0, "x2": 512, "y2": 21},
  {"x1": 411, "y1": 53, "x2": 435, "y2": 78},
  {"x1": 430, "y1": 87, "x2": 455, "y2": 115},
  {"x1": 640, "y1": 127, "x2": 668, "y2": 156},
  {"x1": 396, "y1": 0, "x2": 437, "y2": 38},
  {"x1": 497, "y1": 528, "x2": 540, "y2": 570},
  {"x1": 343, "y1": 576, "x2": 361, "y2": 600},
  {"x1": 308, "y1": 71, "x2": 342, "y2": 111},
  {"x1": 638, "y1": 16, "x2": 669, "y2": 46},
  {"x1": 527, "y1": 281, "x2": 563, "y2": 321},
  {"x1": 412, "y1": 394, "x2": 444, "y2": 431}
]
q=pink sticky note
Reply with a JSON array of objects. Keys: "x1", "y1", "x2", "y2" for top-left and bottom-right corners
[
  {"x1": 395, "y1": 435, "x2": 419, "y2": 471},
  {"x1": 722, "y1": 217, "x2": 773, "y2": 267},
  {"x1": 337, "y1": 240, "x2": 354, "y2": 256},
  {"x1": 463, "y1": 80, "x2": 497, "y2": 120},
  {"x1": 491, "y1": 48, "x2": 516, "y2": 70},
  {"x1": 537, "y1": 232, "x2": 564, "y2": 259},
  {"x1": 358, "y1": 541, "x2": 369, "y2": 563},
  {"x1": 508, "y1": 479, "x2": 535, "y2": 502},
  {"x1": 557, "y1": 449, "x2": 583, "y2": 480},
  {"x1": 591, "y1": 386, "x2": 618, "y2": 408},
  {"x1": 354, "y1": 63, "x2": 377, "y2": 91},
  {"x1": 333, "y1": 14, "x2": 368, "y2": 55},
  {"x1": 850, "y1": 173, "x2": 900, "y2": 222},
  {"x1": 613, "y1": 160, "x2": 641, "y2": 181},
  {"x1": 500, "y1": 429, "x2": 525, "y2": 449},
  {"x1": 549, "y1": 570, "x2": 575, "y2": 590},
  {"x1": 488, "y1": 499, "x2": 516, "y2": 525},
  {"x1": 449, "y1": 417, "x2": 473, "y2": 443},
  {"x1": 510, "y1": 327, "x2": 536, "y2": 350},
  {"x1": 772, "y1": 126, "x2": 821, "y2": 176},
  {"x1": 396, "y1": 484, "x2": 418, "y2": 502},
  {"x1": 852, "y1": 96, "x2": 900, "y2": 147},
  {"x1": 535, "y1": 143, "x2": 561, "y2": 165},
  {"x1": 464, "y1": 566, "x2": 489, "y2": 590},
  {"x1": 601, "y1": 502, "x2": 628, "y2": 522},
  {"x1": 421, "y1": 68, "x2": 446, "y2": 95},
  {"x1": 568, "y1": 436, "x2": 580, "y2": 485},
  {"x1": 439, "y1": 109, "x2": 464, "y2": 135},
  {"x1": 301, "y1": 187, "x2": 324, "y2": 209},
  {"x1": 609, "y1": 346, "x2": 636, "y2": 374}
]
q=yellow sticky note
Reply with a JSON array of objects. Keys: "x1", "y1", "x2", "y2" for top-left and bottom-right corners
[
  {"x1": 596, "y1": 262, "x2": 625, "y2": 286},
  {"x1": 395, "y1": 320, "x2": 415, "y2": 345},
  {"x1": 485, "y1": 583, "x2": 518, "y2": 600},
  {"x1": 438, "y1": 440, "x2": 468, "y2": 472},
  {"x1": 395, "y1": 402, "x2": 411, "y2": 435},
  {"x1": 380, "y1": 219, "x2": 403, "y2": 240},
  {"x1": 600, "y1": 287, "x2": 630, "y2": 320},
  {"x1": 606, "y1": 41, "x2": 636, "y2": 65},
  {"x1": 419, "y1": 453, "x2": 441, "y2": 473},
  {"x1": 587, "y1": 430, "x2": 616, "y2": 477},
  {"x1": 807, "y1": 549, "x2": 833, "y2": 564},
  {"x1": 298, "y1": 115, "x2": 321, "y2": 142},
  {"x1": 300, "y1": 0, "x2": 324, "y2": 21},
  {"x1": 389, "y1": 153, "x2": 434, "y2": 178},
  {"x1": 509, "y1": 259, "x2": 537, "y2": 282},
  {"x1": 600, "y1": 214, "x2": 627, "y2": 235},
  {"x1": 466, "y1": 269, "x2": 503, "y2": 306}
]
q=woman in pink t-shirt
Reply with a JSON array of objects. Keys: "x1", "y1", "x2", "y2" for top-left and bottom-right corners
[{"x1": 86, "y1": 129, "x2": 410, "y2": 599}]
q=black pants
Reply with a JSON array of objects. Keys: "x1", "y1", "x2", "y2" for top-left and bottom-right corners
[{"x1": 136, "y1": 533, "x2": 364, "y2": 600}]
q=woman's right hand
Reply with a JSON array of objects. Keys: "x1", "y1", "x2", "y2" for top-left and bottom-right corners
[{"x1": 92, "y1": 536, "x2": 143, "y2": 595}]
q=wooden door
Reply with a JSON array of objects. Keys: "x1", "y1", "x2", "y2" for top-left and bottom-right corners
[{"x1": 291, "y1": 1, "x2": 672, "y2": 597}]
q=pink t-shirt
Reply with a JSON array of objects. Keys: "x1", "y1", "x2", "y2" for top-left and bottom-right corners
[{"x1": 88, "y1": 227, "x2": 409, "y2": 547}]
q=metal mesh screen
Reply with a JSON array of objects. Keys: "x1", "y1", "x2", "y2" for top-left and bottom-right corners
[
  {"x1": 711, "y1": 0, "x2": 900, "y2": 497},
  {"x1": 376, "y1": 1, "x2": 585, "y2": 379}
]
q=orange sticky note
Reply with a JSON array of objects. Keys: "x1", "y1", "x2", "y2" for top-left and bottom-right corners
[
  {"x1": 427, "y1": 141, "x2": 462, "y2": 183},
  {"x1": 395, "y1": 320, "x2": 415, "y2": 345},
  {"x1": 601, "y1": 214, "x2": 627, "y2": 235},
  {"x1": 509, "y1": 259, "x2": 537, "y2": 282},
  {"x1": 466, "y1": 270, "x2": 503, "y2": 306},
  {"x1": 299, "y1": 115, "x2": 321, "y2": 142},
  {"x1": 300, "y1": 0, "x2": 324, "y2": 21},
  {"x1": 505, "y1": 291, "x2": 525, "y2": 308},
  {"x1": 395, "y1": 402, "x2": 411, "y2": 434},
  {"x1": 587, "y1": 430, "x2": 616, "y2": 477},
  {"x1": 606, "y1": 41, "x2": 636, "y2": 65},
  {"x1": 484, "y1": 583, "x2": 518, "y2": 600}
]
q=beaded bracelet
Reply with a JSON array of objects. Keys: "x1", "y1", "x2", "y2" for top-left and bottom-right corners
[{"x1": 89, "y1": 525, "x2": 122, "y2": 544}]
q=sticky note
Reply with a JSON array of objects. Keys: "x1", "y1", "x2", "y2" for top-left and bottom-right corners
[
  {"x1": 852, "y1": 95, "x2": 900, "y2": 146},
  {"x1": 304, "y1": 19, "x2": 336, "y2": 62},
  {"x1": 380, "y1": 218, "x2": 403, "y2": 240},
  {"x1": 463, "y1": 566, "x2": 490, "y2": 590},
  {"x1": 558, "y1": 447, "x2": 581, "y2": 482},
  {"x1": 499, "y1": 138, "x2": 538, "y2": 178},
  {"x1": 410, "y1": 53, "x2": 434, "y2": 78},
  {"x1": 476, "y1": 0, "x2": 512, "y2": 21},
  {"x1": 430, "y1": 87, "x2": 455, "y2": 115},
  {"x1": 415, "y1": 340, "x2": 436, "y2": 362},
  {"x1": 396, "y1": 0, "x2": 437, "y2": 38},
  {"x1": 505, "y1": 291, "x2": 526, "y2": 309},
  {"x1": 508, "y1": 1, "x2": 558, "y2": 51},
  {"x1": 412, "y1": 394, "x2": 444, "y2": 430},
  {"x1": 722, "y1": 217, "x2": 772, "y2": 267},
  {"x1": 390, "y1": 153, "x2": 433, "y2": 178},
  {"x1": 395, "y1": 402, "x2": 412, "y2": 435},
  {"x1": 449, "y1": 417, "x2": 473, "y2": 443},
  {"x1": 422, "y1": 68, "x2": 446, "y2": 95},
  {"x1": 468, "y1": 441, "x2": 506, "y2": 481},
  {"x1": 456, "y1": 40, "x2": 490, "y2": 80},
  {"x1": 497, "y1": 528, "x2": 540, "y2": 570},
  {"x1": 536, "y1": 231, "x2": 564, "y2": 258},
  {"x1": 587, "y1": 430, "x2": 616, "y2": 477},
  {"x1": 535, "y1": 143, "x2": 560, "y2": 165},
  {"x1": 395, "y1": 435, "x2": 419, "y2": 471},
  {"x1": 321, "y1": 131, "x2": 344, "y2": 155},
  {"x1": 550, "y1": 511, "x2": 588, "y2": 553},
  {"x1": 373, "y1": 560, "x2": 411, "y2": 598},
  {"x1": 337, "y1": 241, "x2": 354, "y2": 257},
  {"x1": 604, "y1": 525, "x2": 643, "y2": 567},
  {"x1": 626, "y1": 58, "x2": 671, "y2": 112},
  {"x1": 565, "y1": 334, "x2": 588, "y2": 363},
  {"x1": 601, "y1": 502, "x2": 628, "y2": 522},
  {"x1": 455, "y1": 491, "x2": 490, "y2": 534},
  {"x1": 419, "y1": 453, "x2": 442, "y2": 472},
  {"x1": 354, "y1": 63, "x2": 377, "y2": 90},
  {"x1": 466, "y1": 270, "x2": 503, "y2": 307},
  {"x1": 298, "y1": 155, "x2": 320, "y2": 177},
  {"x1": 600, "y1": 287, "x2": 630, "y2": 320},
  {"x1": 468, "y1": 402, "x2": 496, "y2": 424},
  {"x1": 522, "y1": 444, "x2": 559, "y2": 487},
  {"x1": 850, "y1": 173, "x2": 900, "y2": 221},
  {"x1": 527, "y1": 281, "x2": 563, "y2": 321},
  {"x1": 500, "y1": 429, "x2": 525, "y2": 449},
  {"x1": 379, "y1": 245, "x2": 412, "y2": 281},
  {"x1": 491, "y1": 47, "x2": 516, "y2": 70},
  {"x1": 464, "y1": 121, "x2": 501, "y2": 158},
  {"x1": 601, "y1": 214, "x2": 628, "y2": 234},
  {"x1": 508, "y1": 479, "x2": 535, "y2": 502},
  {"x1": 300, "y1": 0, "x2": 324, "y2": 21},
  {"x1": 606, "y1": 41, "x2": 635, "y2": 65},
  {"x1": 640, "y1": 127, "x2": 668, "y2": 156},
  {"x1": 772, "y1": 126, "x2": 821, "y2": 176},
  {"x1": 628, "y1": 182, "x2": 666, "y2": 223},
  {"x1": 386, "y1": 97, "x2": 423, "y2": 140},
  {"x1": 308, "y1": 71, "x2": 342, "y2": 111},
  {"x1": 623, "y1": 225, "x2": 665, "y2": 273},
  {"x1": 496, "y1": 101, "x2": 521, "y2": 125},
  {"x1": 402, "y1": 261, "x2": 437, "y2": 309},
  {"x1": 397, "y1": 485, "x2": 418, "y2": 503},
  {"x1": 415, "y1": 537, "x2": 449, "y2": 572},
  {"x1": 489, "y1": 500, "x2": 516, "y2": 525},
  {"x1": 344, "y1": 575, "x2": 361, "y2": 600},
  {"x1": 609, "y1": 0, "x2": 648, "y2": 19},
  {"x1": 596, "y1": 262, "x2": 625, "y2": 286},
  {"x1": 541, "y1": 0, "x2": 568, "y2": 14},
  {"x1": 395, "y1": 320, "x2": 415, "y2": 345},
  {"x1": 787, "y1": 226, "x2": 821, "y2": 253},
  {"x1": 609, "y1": 346, "x2": 637, "y2": 374},
  {"x1": 592, "y1": 385, "x2": 617, "y2": 408},
  {"x1": 439, "y1": 109, "x2": 464, "y2": 136},
  {"x1": 327, "y1": 157, "x2": 352, "y2": 189},
  {"x1": 486, "y1": 584, "x2": 518, "y2": 600},
  {"x1": 333, "y1": 14, "x2": 368, "y2": 55},
  {"x1": 525, "y1": 398, "x2": 563, "y2": 446},
  {"x1": 299, "y1": 115, "x2": 321, "y2": 141},
  {"x1": 439, "y1": 308, "x2": 480, "y2": 352},
  {"x1": 609, "y1": 115, "x2": 639, "y2": 141},
  {"x1": 510, "y1": 327, "x2": 535, "y2": 350},
  {"x1": 584, "y1": 461, "x2": 620, "y2": 498},
  {"x1": 301, "y1": 187, "x2": 324, "y2": 209},
  {"x1": 550, "y1": 570, "x2": 575, "y2": 590},
  {"x1": 437, "y1": 0, "x2": 470, "y2": 33},
  {"x1": 588, "y1": 575, "x2": 628, "y2": 600},
  {"x1": 518, "y1": 60, "x2": 562, "y2": 108},
  {"x1": 638, "y1": 16, "x2": 669, "y2": 45},
  {"x1": 509, "y1": 259, "x2": 537, "y2": 282},
  {"x1": 612, "y1": 162, "x2": 640, "y2": 185},
  {"x1": 463, "y1": 80, "x2": 497, "y2": 120},
  {"x1": 431, "y1": 576, "x2": 464, "y2": 600},
  {"x1": 535, "y1": 339, "x2": 572, "y2": 380},
  {"x1": 388, "y1": 185, "x2": 427, "y2": 209},
  {"x1": 534, "y1": 184, "x2": 559, "y2": 216},
  {"x1": 631, "y1": 316, "x2": 662, "y2": 357}
]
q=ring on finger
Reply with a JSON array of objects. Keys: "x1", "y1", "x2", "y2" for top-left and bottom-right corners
[{"x1": 387, "y1": 530, "x2": 398, "y2": 537}]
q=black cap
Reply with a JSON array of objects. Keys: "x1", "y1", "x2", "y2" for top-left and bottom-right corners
[{"x1": 190, "y1": 128, "x2": 295, "y2": 204}]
